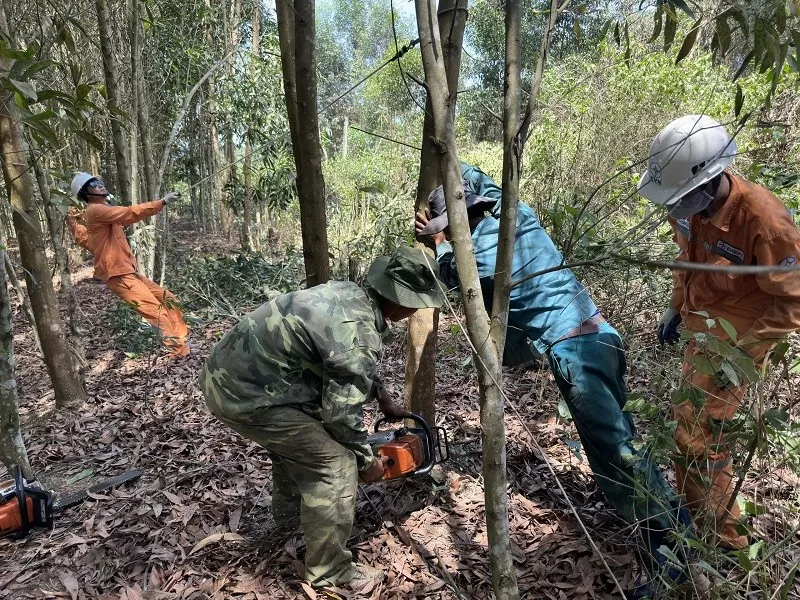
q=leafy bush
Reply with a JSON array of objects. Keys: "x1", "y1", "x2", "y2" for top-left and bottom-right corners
[
  {"x1": 169, "y1": 252, "x2": 304, "y2": 318},
  {"x1": 105, "y1": 302, "x2": 163, "y2": 357}
]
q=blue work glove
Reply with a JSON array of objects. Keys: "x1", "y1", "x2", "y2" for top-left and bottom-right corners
[
  {"x1": 657, "y1": 308, "x2": 682, "y2": 345},
  {"x1": 162, "y1": 191, "x2": 180, "y2": 205}
]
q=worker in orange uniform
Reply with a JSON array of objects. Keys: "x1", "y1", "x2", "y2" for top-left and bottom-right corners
[
  {"x1": 638, "y1": 115, "x2": 800, "y2": 550},
  {"x1": 66, "y1": 172, "x2": 190, "y2": 358}
]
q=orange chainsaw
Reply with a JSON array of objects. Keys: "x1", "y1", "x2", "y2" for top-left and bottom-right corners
[
  {"x1": 0, "y1": 466, "x2": 143, "y2": 538},
  {"x1": 366, "y1": 414, "x2": 449, "y2": 480}
]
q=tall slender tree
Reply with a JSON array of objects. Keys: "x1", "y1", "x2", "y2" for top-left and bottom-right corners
[
  {"x1": 0, "y1": 248, "x2": 32, "y2": 479},
  {"x1": 277, "y1": 0, "x2": 331, "y2": 286},
  {"x1": 414, "y1": 1, "x2": 518, "y2": 597},
  {"x1": 0, "y1": 6, "x2": 87, "y2": 409},
  {"x1": 405, "y1": 0, "x2": 468, "y2": 423}
]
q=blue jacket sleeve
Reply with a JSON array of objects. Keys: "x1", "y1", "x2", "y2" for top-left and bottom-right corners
[{"x1": 435, "y1": 241, "x2": 461, "y2": 291}]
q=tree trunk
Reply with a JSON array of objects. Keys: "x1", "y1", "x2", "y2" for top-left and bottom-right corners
[
  {"x1": 414, "y1": 1, "x2": 518, "y2": 597},
  {"x1": 3, "y1": 252, "x2": 39, "y2": 352},
  {"x1": 341, "y1": 114, "x2": 349, "y2": 158},
  {"x1": 491, "y1": 0, "x2": 523, "y2": 357},
  {"x1": 278, "y1": 0, "x2": 330, "y2": 286},
  {"x1": 276, "y1": 0, "x2": 300, "y2": 144},
  {"x1": 31, "y1": 158, "x2": 85, "y2": 376},
  {"x1": 242, "y1": 5, "x2": 260, "y2": 252},
  {"x1": 0, "y1": 249, "x2": 32, "y2": 479},
  {"x1": 0, "y1": 22, "x2": 87, "y2": 409},
  {"x1": 95, "y1": 0, "x2": 132, "y2": 207},
  {"x1": 405, "y1": 0, "x2": 468, "y2": 424}
]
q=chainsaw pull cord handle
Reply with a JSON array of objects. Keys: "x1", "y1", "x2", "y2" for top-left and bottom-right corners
[{"x1": 372, "y1": 413, "x2": 436, "y2": 476}]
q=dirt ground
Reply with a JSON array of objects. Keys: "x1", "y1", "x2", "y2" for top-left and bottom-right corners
[{"x1": 1, "y1": 232, "x2": 798, "y2": 600}]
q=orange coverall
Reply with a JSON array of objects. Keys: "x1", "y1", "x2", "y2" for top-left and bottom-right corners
[
  {"x1": 669, "y1": 173, "x2": 800, "y2": 548},
  {"x1": 66, "y1": 200, "x2": 189, "y2": 357}
]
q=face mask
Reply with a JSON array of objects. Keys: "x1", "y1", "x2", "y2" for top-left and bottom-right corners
[
  {"x1": 86, "y1": 180, "x2": 110, "y2": 197},
  {"x1": 668, "y1": 186, "x2": 714, "y2": 219}
]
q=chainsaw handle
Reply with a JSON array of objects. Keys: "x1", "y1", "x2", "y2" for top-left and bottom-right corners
[
  {"x1": 372, "y1": 413, "x2": 436, "y2": 476},
  {"x1": 373, "y1": 412, "x2": 426, "y2": 432}
]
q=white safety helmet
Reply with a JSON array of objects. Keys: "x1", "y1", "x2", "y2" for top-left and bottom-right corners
[
  {"x1": 70, "y1": 172, "x2": 99, "y2": 198},
  {"x1": 637, "y1": 115, "x2": 737, "y2": 206}
]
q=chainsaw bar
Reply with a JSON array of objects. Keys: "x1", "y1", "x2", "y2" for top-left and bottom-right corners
[{"x1": 52, "y1": 469, "x2": 143, "y2": 512}]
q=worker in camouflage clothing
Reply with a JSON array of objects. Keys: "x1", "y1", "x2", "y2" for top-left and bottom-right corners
[{"x1": 200, "y1": 246, "x2": 443, "y2": 588}]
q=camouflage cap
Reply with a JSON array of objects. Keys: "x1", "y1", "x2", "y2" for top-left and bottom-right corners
[{"x1": 367, "y1": 246, "x2": 443, "y2": 309}]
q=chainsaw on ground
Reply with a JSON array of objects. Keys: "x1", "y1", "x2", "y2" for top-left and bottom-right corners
[
  {"x1": 366, "y1": 413, "x2": 449, "y2": 480},
  {"x1": 0, "y1": 466, "x2": 143, "y2": 538}
]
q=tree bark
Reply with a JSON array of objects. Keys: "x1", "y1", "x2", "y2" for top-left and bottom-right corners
[
  {"x1": 3, "y1": 252, "x2": 39, "y2": 352},
  {"x1": 414, "y1": 1, "x2": 519, "y2": 597},
  {"x1": 405, "y1": 0, "x2": 468, "y2": 424},
  {"x1": 242, "y1": 5, "x2": 260, "y2": 252},
  {"x1": 491, "y1": 0, "x2": 523, "y2": 357},
  {"x1": 0, "y1": 249, "x2": 32, "y2": 479},
  {"x1": 0, "y1": 14, "x2": 87, "y2": 409},
  {"x1": 278, "y1": 0, "x2": 330, "y2": 286},
  {"x1": 276, "y1": 0, "x2": 300, "y2": 146},
  {"x1": 31, "y1": 157, "x2": 85, "y2": 375},
  {"x1": 95, "y1": 0, "x2": 132, "y2": 207}
]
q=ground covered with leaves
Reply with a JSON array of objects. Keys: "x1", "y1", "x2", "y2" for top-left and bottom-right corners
[{"x1": 2, "y1": 232, "x2": 799, "y2": 600}]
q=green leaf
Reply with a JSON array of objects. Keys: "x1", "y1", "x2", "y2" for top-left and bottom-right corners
[
  {"x1": 769, "y1": 340, "x2": 790, "y2": 365},
  {"x1": 657, "y1": 544, "x2": 684, "y2": 566},
  {"x1": 734, "y1": 84, "x2": 744, "y2": 117},
  {"x1": 734, "y1": 49, "x2": 755, "y2": 81},
  {"x1": 557, "y1": 399, "x2": 572, "y2": 420},
  {"x1": 725, "y1": 7, "x2": 749, "y2": 39},
  {"x1": 22, "y1": 109, "x2": 58, "y2": 123},
  {"x1": 715, "y1": 14, "x2": 731, "y2": 56},
  {"x1": 705, "y1": 318, "x2": 716, "y2": 329},
  {"x1": 718, "y1": 361, "x2": 740, "y2": 387},
  {"x1": 763, "y1": 408, "x2": 790, "y2": 429},
  {"x1": 743, "y1": 501, "x2": 766, "y2": 517},
  {"x1": 11, "y1": 205, "x2": 42, "y2": 233},
  {"x1": 7, "y1": 78, "x2": 37, "y2": 101},
  {"x1": 737, "y1": 549, "x2": 753, "y2": 571},
  {"x1": 67, "y1": 468, "x2": 94, "y2": 485},
  {"x1": 717, "y1": 317, "x2": 738, "y2": 342},
  {"x1": 624, "y1": 21, "x2": 631, "y2": 63},
  {"x1": 676, "y1": 19, "x2": 702, "y2": 63},
  {"x1": 0, "y1": 42, "x2": 36, "y2": 61},
  {"x1": 449, "y1": 323, "x2": 461, "y2": 336},
  {"x1": 781, "y1": 564, "x2": 798, "y2": 600},
  {"x1": 669, "y1": 0, "x2": 694, "y2": 18},
  {"x1": 75, "y1": 129, "x2": 103, "y2": 151},
  {"x1": 613, "y1": 21, "x2": 621, "y2": 47},
  {"x1": 664, "y1": 12, "x2": 677, "y2": 51},
  {"x1": 775, "y1": 3, "x2": 787, "y2": 34},
  {"x1": 599, "y1": 18, "x2": 614, "y2": 42},
  {"x1": 690, "y1": 310, "x2": 710, "y2": 318},
  {"x1": 648, "y1": 4, "x2": 664, "y2": 43}
]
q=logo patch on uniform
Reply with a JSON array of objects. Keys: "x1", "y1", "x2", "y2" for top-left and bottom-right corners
[
  {"x1": 714, "y1": 240, "x2": 744, "y2": 264},
  {"x1": 676, "y1": 218, "x2": 691, "y2": 239},
  {"x1": 779, "y1": 256, "x2": 796, "y2": 267},
  {"x1": 649, "y1": 161, "x2": 663, "y2": 186}
]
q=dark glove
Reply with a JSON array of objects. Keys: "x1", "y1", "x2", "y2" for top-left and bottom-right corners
[{"x1": 657, "y1": 308, "x2": 682, "y2": 345}]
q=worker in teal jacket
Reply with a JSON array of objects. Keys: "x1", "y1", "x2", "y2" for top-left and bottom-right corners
[{"x1": 416, "y1": 163, "x2": 692, "y2": 596}]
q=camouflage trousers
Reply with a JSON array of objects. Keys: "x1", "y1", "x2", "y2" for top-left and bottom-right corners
[{"x1": 208, "y1": 403, "x2": 359, "y2": 586}]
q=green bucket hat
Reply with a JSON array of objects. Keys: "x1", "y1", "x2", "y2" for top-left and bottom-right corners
[{"x1": 367, "y1": 246, "x2": 443, "y2": 309}]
